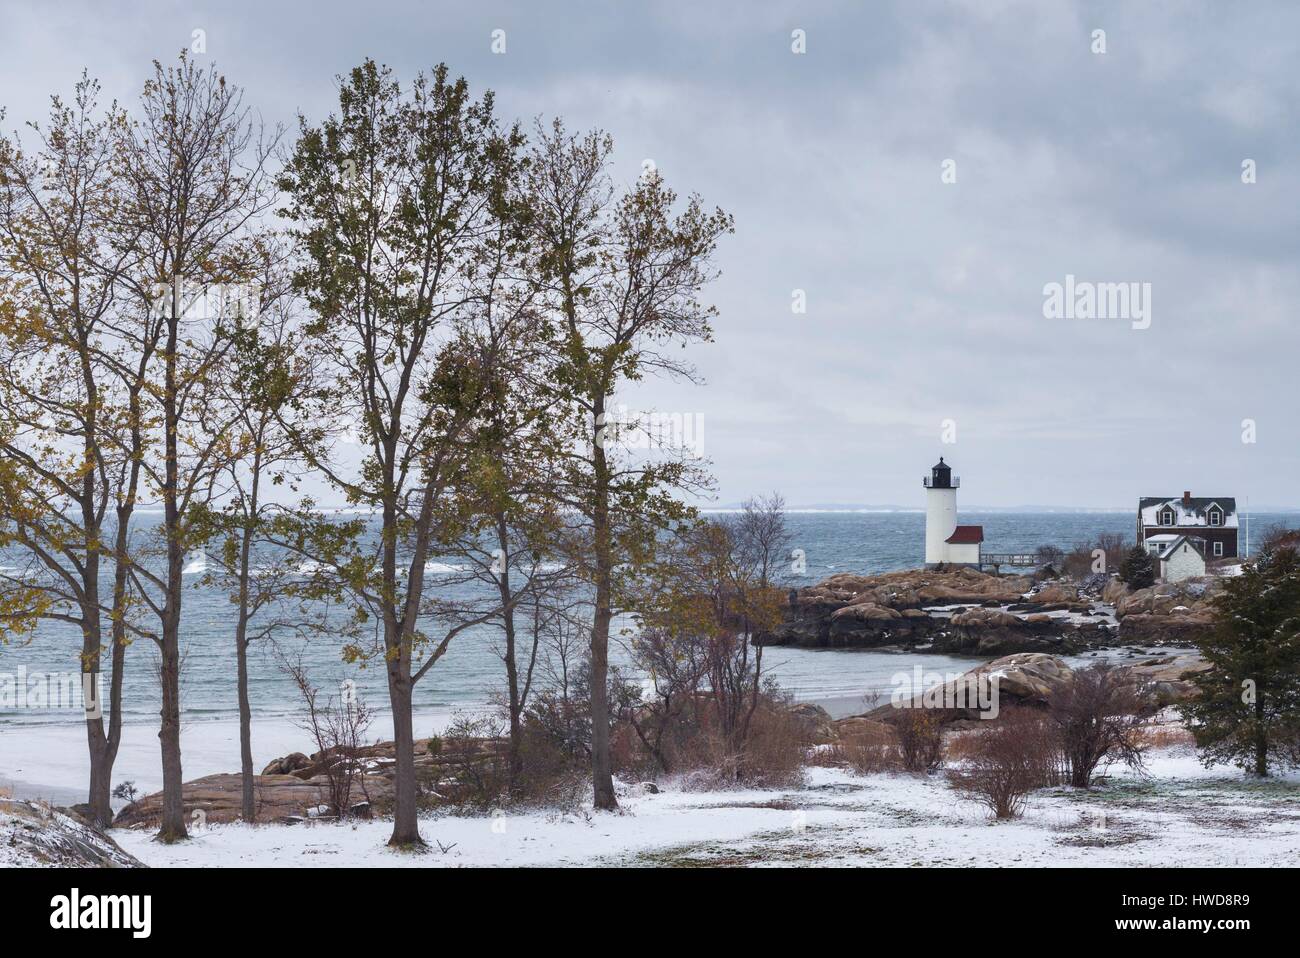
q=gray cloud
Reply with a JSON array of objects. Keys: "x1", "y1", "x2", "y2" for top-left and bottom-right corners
[{"x1": 2, "y1": 0, "x2": 1295, "y2": 508}]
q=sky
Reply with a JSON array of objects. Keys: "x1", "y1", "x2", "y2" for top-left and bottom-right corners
[{"x1": 1, "y1": 0, "x2": 1297, "y2": 510}]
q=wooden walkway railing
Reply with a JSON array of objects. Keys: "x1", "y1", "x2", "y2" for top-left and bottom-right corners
[{"x1": 979, "y1": 552, "x2": 1045, "y2": 569}]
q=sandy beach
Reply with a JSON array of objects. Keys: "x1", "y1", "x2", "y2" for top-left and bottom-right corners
[{"x1": 0, "y1": 708, "x2": 468, "y2": 807}]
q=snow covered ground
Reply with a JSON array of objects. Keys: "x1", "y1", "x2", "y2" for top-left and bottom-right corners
[{"x1": 111, "y1": 748, "x2": 1300, "y2": 868}]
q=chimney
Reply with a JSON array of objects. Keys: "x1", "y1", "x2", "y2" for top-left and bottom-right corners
[{"x1": 1183, "y1": 490, "x2": 1192, "y2": 505}]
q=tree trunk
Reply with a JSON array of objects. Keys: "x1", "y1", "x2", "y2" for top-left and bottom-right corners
[
  {"x1": 157, "y1": 628, "x2": 187, "y2": 841},
  {"x1": 386, "y1": 663, "x2": 421, "y2": 846},
  {"x1": 1254, "y1": 697, "x2": 1269, "y2": 777},
  {"x1": 88, "y1": 478, "x2": 137, "y2": 828},
  {"x1": 81, "y1": 548, "x2": 113, "y2": 826},
  {"x1": 495, "y1": 515, "x2": 524, "y2": 796},
  {"x1": 83, "y1": 656, "x2": 111, "y2": 827},
  {"x1": 236, "y1": 636, "x2": 255, "y2": 820},
  {"x1": 589, "y1": 397, "x2": 618, "y2": 810},
  {"x1": 235, "y1": 455, "x2": 260, "y2": 822},
  {"x1": 156, "y1": 302, "x2": 187, "y2": 843}
]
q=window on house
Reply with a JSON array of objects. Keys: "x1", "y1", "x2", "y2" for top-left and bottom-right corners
[
  {"x1": 1161, "y1": 510, "x2": 1174, "y2": 526},
  {"x1": 1209, "y1": 510, "x2": 1222, "y2": 526},
  {"x1": 1214, "y1": 541, "x2": 1224, "y2": 557}
]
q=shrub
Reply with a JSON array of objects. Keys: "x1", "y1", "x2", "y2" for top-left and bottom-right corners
[
  {"x1": 949, "y1": 707, "x2": 1061, "y2": 819},
  {"x1": 1047, "y1": 663, "x2": 1148, "y2": 787},
  {"x1": 1063, "y1": 534, "x2": 1130, "y2": 581},
  {"x1": 708, "y1": 697, "x2": 807, "y2": 788},
  {"x1": 111, "y1": 781, "x2": 139, "y2": 805},
  {"x1": 893, "y1": 709, "x2": 946, "y2": 773},
  {"x1": 825, "y1": 721, "x2": 900, "y2": 774},
  {"x1": 435, "y1": 714, "x2": 510, "y2": 811},
  {"x1": 620, "y1": 689, "x2": 809, "y2": 789}
]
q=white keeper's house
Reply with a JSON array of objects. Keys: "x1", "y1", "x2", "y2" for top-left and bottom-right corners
[
  {"x1": 1145, "y1": 534, "x2": 1207, "y2": 583},
  {"x1": 924, "y1": 457, "x2": 983, "y2": 567}
]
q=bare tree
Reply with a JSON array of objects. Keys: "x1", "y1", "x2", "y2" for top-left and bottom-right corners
[
  {"x1": 731, "y1": 493, "x2": 794, "y2": 591},
  {"x1": 629, "y1": 515, "x2": 788, "y2": 781},
  {"x1": 280, "y1": 653, "x2": 375, "y2": 819},
  {"x1": 617, "y1": 623, "x2": 709, "y2": 774}
]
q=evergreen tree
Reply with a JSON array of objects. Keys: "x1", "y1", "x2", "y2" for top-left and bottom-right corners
[
  {"x1": 1183, "y1": 547, "x2": 1300, "y2": 776},
  {"x1": 1119, "y1": 545, "x2": 1156, "y2": 589}
]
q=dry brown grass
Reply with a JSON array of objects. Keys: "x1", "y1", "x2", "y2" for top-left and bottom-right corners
[
  {"x1": 942, "y1": 728, "x2": 984, "y2": 763},
  {"x1": 1136, "y1": 723, "x2": 1196, "y2": 749},
  {"x1": 821, "y1": 720, "x2": 901, "y2": 774}
]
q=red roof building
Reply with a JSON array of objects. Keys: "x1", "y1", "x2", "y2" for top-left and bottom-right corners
[{"x1": 945, "y1": 525, "x2": 984, "y2": 545}]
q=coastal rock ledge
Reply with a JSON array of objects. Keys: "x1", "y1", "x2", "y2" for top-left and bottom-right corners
[{"x1": 757, "y1": 567, "x2": 1117, "y2": 654}]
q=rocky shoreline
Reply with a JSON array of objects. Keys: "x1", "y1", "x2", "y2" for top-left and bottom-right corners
[{"x1": 757, "y1": 566, "x2": 1222, "y2": 655}]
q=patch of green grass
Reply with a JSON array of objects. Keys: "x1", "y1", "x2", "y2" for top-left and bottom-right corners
[{"x1": 620, "y1": 826, "x2": 873, "y2": 867}]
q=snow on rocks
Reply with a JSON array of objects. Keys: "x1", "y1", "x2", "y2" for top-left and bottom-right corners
[{"x1": 0, "y1": 799, "x2": 143, "y2": 867}]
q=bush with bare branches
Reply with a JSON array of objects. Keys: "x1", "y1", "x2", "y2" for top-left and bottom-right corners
[
  {"x1": 894, "y1": 709, "x2": 947, "y2": 773},
  {"x1": 280, "y1": 657, "x2": 375, "y2": 818},
  {"x1": 949, "y1": 707, "x2": 1062, "y2": 819},
  {"x1": 1047, "y1": 663, "x2": 1148, "y2": 787}
]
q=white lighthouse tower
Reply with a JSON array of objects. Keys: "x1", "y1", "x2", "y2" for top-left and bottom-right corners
[{"x1": 924, "y1": 457, "x2": 959, "y2": 566}]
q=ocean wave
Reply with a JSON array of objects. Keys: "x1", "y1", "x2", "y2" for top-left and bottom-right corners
[{"x1": 424, "y1": 562, "x2": 466, "y2": 574}]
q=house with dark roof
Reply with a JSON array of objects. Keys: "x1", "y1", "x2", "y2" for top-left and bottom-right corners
[{"x1": 1137, "y1": 492, "x2": 1238, "y2": 559}]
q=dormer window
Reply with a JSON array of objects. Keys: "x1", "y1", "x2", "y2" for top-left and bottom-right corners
[
  {"x1": 1208, "y1": 508, "x2": 1222, "y2": 527},
  {"x1": 1160, "y1": 509, "x2": 1175, "y2": 526}
]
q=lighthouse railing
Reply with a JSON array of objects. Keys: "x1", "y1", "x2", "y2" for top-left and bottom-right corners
[{"x1": 922, "y1": 476, "x2": 960, "y2": 488}]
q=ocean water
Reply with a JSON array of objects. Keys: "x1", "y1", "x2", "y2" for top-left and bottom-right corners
[{"x1": 1, "y1": 510, "x2": 1293, "y2": 730}]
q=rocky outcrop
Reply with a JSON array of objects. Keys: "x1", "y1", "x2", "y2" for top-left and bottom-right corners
[
  {"x1": 760, "y1": 568, "x2": 1117, "y2": 654},
  {"x1": 931, "y1": 609, "x2": 1077, "y2": 655},
  {"x1": 112, "y1": 772, "x2": 337, "y2": 829},
  {"x1": 1, "y1": 799, "x2": 143, "y2": 867},
  {"x1": 803, "y1": 567, "x2": 1034, "y2": 611},
  {"x1": 860, "y1": 653, "x2": 1076, "y2": 723},
  {"x1": 1126, "y1": 653, "x2": 1212, "y2": 705},
  {"x1": 844, "y1": 651, "x2": 1206, "y2": 730},
  {"x1": 114, "y1": 736, "x2": 511, "y2": 829},
  {"x1": 1114, "y1": 580, "x2": 1221, "y2": 645},
  {"x1": 787, "y1": 702, "x2": 836, "y2": 744},
  {"x1": 261, "y1": 752, "x2": 312, "y2": 776}
]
